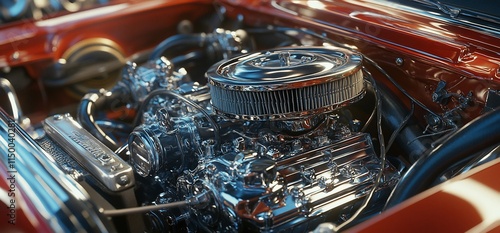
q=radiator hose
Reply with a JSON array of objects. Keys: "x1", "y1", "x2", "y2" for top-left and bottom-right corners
[
  {"x1": 150, "y1": 34, "x2": 210, "y2": 61},
  {"x1": 385, "y1": 108, "x2": 500, "y2": 209},
  {"x1": 77, "y1": 84, "x2": 130, "y2": 151}
]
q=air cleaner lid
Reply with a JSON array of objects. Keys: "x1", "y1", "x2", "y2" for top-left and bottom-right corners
[{"x1": 207, "y1": 46, "x2": 364, "y2": 120}]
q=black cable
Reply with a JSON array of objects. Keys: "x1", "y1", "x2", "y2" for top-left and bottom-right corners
[
  {"x1": 409, "y1": 125, "x2": 457, "y2": 145},
  {"x1": 96, "y1": 120, "x2": 133, "y2": 132},
  {"x1": 102, "y1": 201, "x2": 188, "y2": 216},
  {"x1": 150, "y1": 34, "x2": 208, "y2": 61},
  {"x1": 334, "y1": 70, "x2": 386, "y2": 231},
  {"x1": 77, "y1": 86, "x2": 130, "y2": 151},
  {"x1": 385, "y1": 107, "x2": 500, "y2": 209},
  {"x1": 386, "y1": 102, "x2": 415, "y2": 153},
  {"x1": 361, "y1": 78, "x2": 411, "y2": 152},
  {"x1": 361, "y1": 81, "x2": 376, "y2": 132},
  {"x1": 363, "y1": 56, "x2": 440, "y2": 118}
]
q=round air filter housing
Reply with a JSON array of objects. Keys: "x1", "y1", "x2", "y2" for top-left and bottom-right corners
[{"x1": 207, "y1": 47, "x2": 364, "y2": 120}]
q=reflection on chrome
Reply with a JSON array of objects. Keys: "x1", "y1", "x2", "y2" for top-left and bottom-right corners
[{"x1": 0, "y1": 109, "x2": 112, "y2": 232}]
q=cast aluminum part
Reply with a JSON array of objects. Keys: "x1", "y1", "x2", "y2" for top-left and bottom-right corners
[
  {"x1": 126, "y1": 47, "x2": 399, "y2": 232},
  {"x1": 44, "y1": 114, "x2": 134, "y2": 192}
]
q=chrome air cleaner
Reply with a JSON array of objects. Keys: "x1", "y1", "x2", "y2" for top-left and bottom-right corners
[{"x1": 206, "y1": 47, "x2": 364, "y2": 120}]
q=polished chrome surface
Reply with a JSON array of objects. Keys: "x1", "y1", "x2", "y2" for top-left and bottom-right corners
[
  {"x1": 183, "y1": 133, "x2": 397, "y2": 232},
  {"x1": 214, "y1": 28, "x2": 251, "y2": 59},
  {"x1": 134, "y1": 110, "x2": 399, "y2": 232},
  {"x1": 5, "y1": 1, "x2": 499, "y2": 231},
  {"x1": 207, "y1": 47, "x2": 364, "y2": 120},
  {"x1": 207, "y1": 47, "x2": 363, "y2": 90},
  {"x1": 122, "y1": 57, "x2": 186, "y2": 105},
  {"x1": 43, "y1": 114, "x2": 135, "y2": 191},
  {"x1": 0, "y1": 78, "x2": 25, "y2": 126},
  {"x1": 120, "y1": 45, "x2": 398, "y2": 232},
  {"x1": 0, "y1": 109, "x2": 110, "y2": 232},
  {"x1": 129, "y1": 117, "x2": 201, "y2": 177}
]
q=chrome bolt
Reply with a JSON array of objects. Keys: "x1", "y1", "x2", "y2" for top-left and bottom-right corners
[
  {"x1": 11, "y1": 52, "x2": 20, "y2": 60},
  {"x1": 395, "y1": 57, "x2": 404, "y2": 66},
  {"x1": 53, "y1": 114, "x2": 63, "y2": 120},
  {"x1": 279, "y1": 52, "x2": 291, "y2": 66},
  {"x1": 119, "y1": 175, "x2": 129, "y2": 185}
]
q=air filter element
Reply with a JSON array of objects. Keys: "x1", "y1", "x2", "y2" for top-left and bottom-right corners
[{"x1": 207, "y1": 47, "x2": 364, "y2": 120}]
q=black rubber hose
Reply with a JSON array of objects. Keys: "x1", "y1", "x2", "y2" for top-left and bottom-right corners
[
  {"x1": 150, "y1": 34, "x2": 208, "y2": 61},
  {"x1": 43, "y1": 59, "x2": 123, "y2": 87},
  {"x1": 77, "y1": 85, "x2": 130, "y2": 151},
  {"x1": 377, "y1": 83, "x2": 429, "y2": 163},
  {"x1": 385, "y1": 108, "x2": 500, "y2": 209}
]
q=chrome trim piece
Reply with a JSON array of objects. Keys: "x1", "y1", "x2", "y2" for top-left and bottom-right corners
[
  {"x1": 207, "y1": 47, "x2": 363, "y2": 91},
  {"x1": 43, "y1": 114, "x2": 135, "y2": 192},
  {"x1": 0, "y1": 78, "x2": 23, "y2": 125},
  {"x1": 0, "y1": 109, "x2": 111, "y2": 232}
]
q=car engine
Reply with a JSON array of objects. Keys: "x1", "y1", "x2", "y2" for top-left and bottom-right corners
[
  {"x1": 36, "y1": 35, "x2": 403, "y2": 232},
  {"x1": 124, "y1": 47, "x2": 399, "y2": 232}
]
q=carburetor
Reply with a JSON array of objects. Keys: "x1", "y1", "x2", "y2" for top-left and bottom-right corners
[{"x1": 127, "y1": 47, "x2": 399, "y2": 232}]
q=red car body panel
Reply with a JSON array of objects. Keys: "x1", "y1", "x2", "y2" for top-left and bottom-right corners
[
  {"x1": 1, "y1": 0, "x2": 213, "y2": 79},
  {"x1": 218, "y1": 0, "x2": 500, "y2": 123},
  {"x1": 348, "y1": 158, "x2": 500, "y2": 232},
  {"x1": 0, "y1": 0, "x2": 214, "y2": 122}
]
